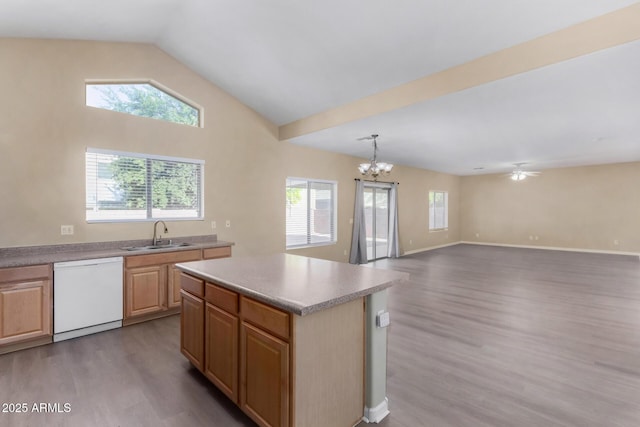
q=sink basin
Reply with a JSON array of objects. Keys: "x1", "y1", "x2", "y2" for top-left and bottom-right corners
[{"x1": 122, "y1": 242, "x2": 192, "y2": 251}]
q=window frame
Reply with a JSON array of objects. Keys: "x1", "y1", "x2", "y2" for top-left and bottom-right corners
[
  {"x1": 285, "y1": 177, "x2": 338, "y2": 250},
  {"x1": 429, "y1": 190, "x2": 449, "y2": 232},
  {"x1": 85, "y1": 147, "x2": 205, "y2": 223},
  {"x1": 85, "y1": 79, "x2": 204, "y2": 128}
]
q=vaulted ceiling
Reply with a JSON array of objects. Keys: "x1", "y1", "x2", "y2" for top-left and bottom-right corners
[{"x1": 2, "y1": 1, "x2": 639, "y2": 175}]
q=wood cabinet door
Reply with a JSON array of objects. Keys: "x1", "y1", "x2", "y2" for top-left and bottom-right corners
[
  {"x1": 180, "y1": 290, "x2": 204, "y2": 370},
  {"x1": 125, "y1": 265, "x2": 166, "y2": 318},
  {"x1": 240, "y1": 322, "x2": 289, "y2": 427},
  {"x1": 205, "y1": 303, "x2": 239, "y2": 402},
  {"x1": 167, "y1": 265, "x2": 182, "y2": 309},
  {"x1": 0, "y1": 279, "x2": 51, "y2": 345}
]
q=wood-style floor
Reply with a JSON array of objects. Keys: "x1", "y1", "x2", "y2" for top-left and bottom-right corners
[
  {"x1": 373, "y1": 244, "x2": 640, "y2": 427},
  {"x1": 1, "y1": 244, "x2": 640, "y2": 426}
]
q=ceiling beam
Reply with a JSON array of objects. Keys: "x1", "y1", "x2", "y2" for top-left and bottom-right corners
[{"x1": 279, "y1": 3, "x2": 640, "y2": 141}]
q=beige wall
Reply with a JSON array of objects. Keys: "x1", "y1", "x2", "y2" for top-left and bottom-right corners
[
  {"x1": 392, "y1": 165, "x2": 460, "y2": 254},
  {"x1": 0, "y1": 38, "x2": 459, "y2": 261},
  {"x1": 286, "y1": 150, "x2": 461, "y2": 261},
  {"x1": 460, "y1": 162, "x2": 640, "y2": 253}
]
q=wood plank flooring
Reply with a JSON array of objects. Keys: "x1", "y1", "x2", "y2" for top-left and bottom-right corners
[
  {"x1": 371, "y1": 244, "x2": 640, "y2": 427},
  {"x1": 1, "y1": 244, "x2": 640, "y2": 426}
]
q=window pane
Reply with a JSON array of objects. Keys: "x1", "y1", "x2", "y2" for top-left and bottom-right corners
[
  {"x1": 86, "y1": 83, "x2": 200, "y2": 127},
  {"x1": 86, "y1": 152, "x2": 147, "y2": 221},
  {"x1": 429, "y1": 190, "x2": 448, "y2": 230},
  {"x1": 286, "y1": 178, "x2": 336, "y2": 248},
  {"x1": 86, "y1": 149, "x2": 203, "y2": 222},
  {"x1": 309, "y1": 182, "x2": 333, "y2": 244},
  {"x1": 151, "y1": 159, "x2": 201, "y2": 218},
  {"x1": 286, "y1": 179, "x2": 309, "y2": 247}
]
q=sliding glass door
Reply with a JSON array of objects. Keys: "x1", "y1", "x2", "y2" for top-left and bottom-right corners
[{"x1": 364, "y1": 185, "x2": 390, "y2": 261}]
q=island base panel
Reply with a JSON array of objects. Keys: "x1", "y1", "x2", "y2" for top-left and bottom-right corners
[{"x1": 293, "y1": 298, "x2": 364, "y2": 427}]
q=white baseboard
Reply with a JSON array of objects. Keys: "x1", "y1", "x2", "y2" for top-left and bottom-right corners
[
  {"x1": 460, "y1": 241, "x2": 640, "y2": 258},
  {"x1": 402, "y1": 241, "x2": 461, "y2": 256},
  {"x1": 362, "y1": 397, "x2": 390, "y2": 424}
]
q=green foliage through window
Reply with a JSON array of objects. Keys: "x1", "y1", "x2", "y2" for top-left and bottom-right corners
[
  {"x1": 86, "y1": 82, "x2": 200, "y2": 127},
  {"x1": 86, "y1": 149, "x2": 204, "y2": 222}
]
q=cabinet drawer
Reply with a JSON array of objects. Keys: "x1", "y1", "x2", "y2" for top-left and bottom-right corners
[
  {"x1": 126, "y1": 249, "x2": 201, "y2": 268},
  {"x1": 0, "y1": 264, "x2": 50, "y2": 284},
  {"x1": 181, "y1": 273, "x2": 204, "y2": 298},
  {"x1": 206, "y1": 282, "x2": 238, "y2": 314},
  {"x1": 202, "y1": 246, "x2": 231, "y2": 259},
  {"x1": 241, "y1": 297, "x2": 290, "y2": 341}
]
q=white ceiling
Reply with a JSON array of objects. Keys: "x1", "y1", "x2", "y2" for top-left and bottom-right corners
[
  {"x1": 289, "y1": 40, "x2": 640, "y2": 175},
  {"x1": 1, "y1": 0, "x2": 639, "y2": 175}
]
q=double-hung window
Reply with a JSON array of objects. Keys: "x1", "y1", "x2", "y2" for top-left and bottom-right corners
[
  {"x1": 86, "y1": 148, "x2": 204, "y2": 222},
  {"x1": 286, "y1": 178, "x2": 337, "y2": 249},
  {"x1": 429, "y1": 190, "x2": 448, "y2": 231}
]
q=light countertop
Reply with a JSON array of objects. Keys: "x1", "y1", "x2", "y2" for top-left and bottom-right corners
[
  {"x1": 0, "y1": 236, "x2": 233, "y2": 268},
  {"x1": 176, "y1": 253, "x2": 409, "y2": 316}
]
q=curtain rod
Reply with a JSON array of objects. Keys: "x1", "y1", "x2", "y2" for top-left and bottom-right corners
[{"x1": 354, "y1": 178, "x2": 399, "y2": 185}]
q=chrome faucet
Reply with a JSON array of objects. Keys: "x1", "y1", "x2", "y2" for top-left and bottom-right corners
[{"x1": 152, "y1": 220, "x2": 168, "y2": 246}]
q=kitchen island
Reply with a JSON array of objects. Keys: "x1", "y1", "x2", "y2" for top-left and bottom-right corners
[{"x1": 176, "y1": 253, "x2": 409, "y2": 427}]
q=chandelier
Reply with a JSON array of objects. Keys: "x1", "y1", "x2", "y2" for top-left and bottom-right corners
[{"x1": 358, "y1": 134, "x2": 393, "y2": 179}]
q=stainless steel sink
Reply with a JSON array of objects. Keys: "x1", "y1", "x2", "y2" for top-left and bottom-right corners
[{"x1": 122, "y1": 242, "x2": 192, "y2": 251}]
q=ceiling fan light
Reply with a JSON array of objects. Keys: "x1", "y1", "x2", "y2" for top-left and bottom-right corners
[
  {"x1": 383, "y1": 163, "x2": 394, "y2": 172},
  {"x1": 511, "y1": 171, "x2": 526, "y2": 181},
  {"x1": 359, "y1": 163, "x2": 370, "y2": 173}
]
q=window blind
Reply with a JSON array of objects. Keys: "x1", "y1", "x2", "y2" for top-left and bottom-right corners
[
  {"x1": 286, "y1": 178, "x2": 337, "y2": 248},
  {"x1": 86, "y1": 148, "x2": 204, "y2": 222},
  {"x1": 429, "y1": 190, "x2": 448, "y2": 230}
]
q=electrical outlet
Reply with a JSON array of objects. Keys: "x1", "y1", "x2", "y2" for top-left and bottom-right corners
[
  {"x1": 614, "y1": 239, "x2": 619, "y2": 245},
  {"x1": 409, "y1": 240, "x2": 412, "y2": 245},
  {"x1": 225, "y1": 220, "x2": 231, "y2": 228},
  {"x1": 61, "y1": 225, "x2": 74, "y2": 235},
  {"x1": 349, "y1": 218, "x2": 353, "y2": 224},
  {"x1": 475, "y1": 233, "x2": 480, "y2": 238},
  {"x1": 343, "y1": 249, "x2": 347, "y2": 256},
  {"x1": 376, "y1": 310, "x2": 390, "y2": 328},
  {"x1": 211, "y1": 220, "x2": 216, "y2": 230}
]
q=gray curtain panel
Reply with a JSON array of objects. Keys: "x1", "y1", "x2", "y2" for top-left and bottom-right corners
[{"x1": 349, "y1": 180, "x2": 368, "y2": 264}]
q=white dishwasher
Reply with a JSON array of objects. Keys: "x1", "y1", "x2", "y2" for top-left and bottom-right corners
[{"x1": 53, "y1": 256, "x2": 123, "y2": 342}]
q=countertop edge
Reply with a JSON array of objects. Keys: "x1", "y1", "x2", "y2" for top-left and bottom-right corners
[
  {"x1": 0, "y1": 240, "x2": 234, "y2": 269},
  {"x1": 176, "y1": 263, "x2": 405, "y2": 316}
]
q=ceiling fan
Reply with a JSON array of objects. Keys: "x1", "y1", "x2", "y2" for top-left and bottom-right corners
[{"x1": 507, "y1": 163, "x2": 540, "y2": 181}]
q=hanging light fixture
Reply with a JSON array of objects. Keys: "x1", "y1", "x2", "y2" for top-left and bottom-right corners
[{"x1": 358, "y1": 134, "x2": 393, "y2": 179}]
